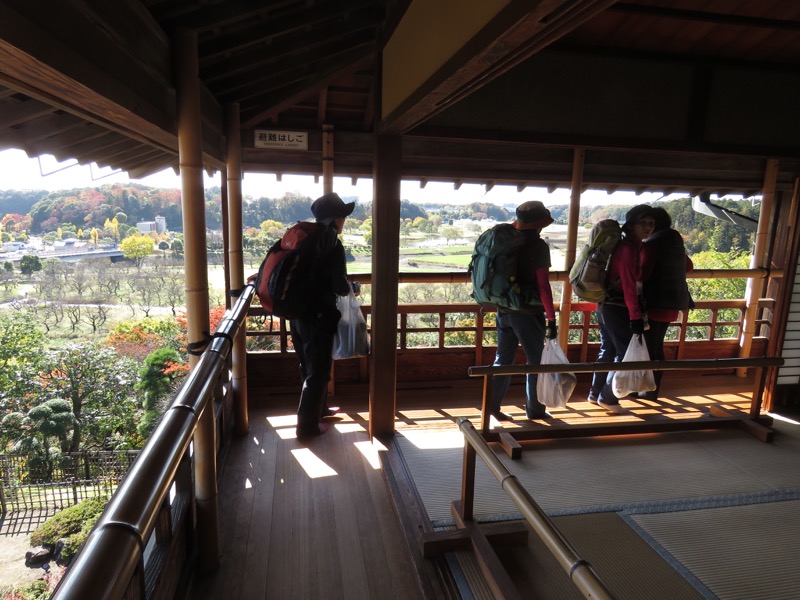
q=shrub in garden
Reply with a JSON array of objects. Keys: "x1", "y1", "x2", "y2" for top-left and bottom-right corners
[{"x1": 30, "y1": 495, "x2": 108, "y2": 566}]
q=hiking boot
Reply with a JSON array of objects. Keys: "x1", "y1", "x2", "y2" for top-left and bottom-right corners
[
  {"x1": 598, "y1": 401, "x2": 628, "y2": 415},
  {"x1": 491, "y1": 411, "x2": 513, "y2": 422},
  {"x1": 526, "y1": 410, "x2": 553, "y2": 420}
]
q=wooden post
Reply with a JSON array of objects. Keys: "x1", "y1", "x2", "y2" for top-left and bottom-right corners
[
  {"x1": 322, "y1": 124, "x2": 334, "y2": 194},
  {"x1": 322, "y1": 124, "x2": 337, "y2": 396},
  {"x1": 737, "y1": 158, "x2": 778, "y2": 376},
  {"x1": 226, "y1": 102, "x2": 249, "y2": 435},
  {"x1": 460, "y1": 443, "x2": 476, "y2": 521},
  {"x1": 560, "y1": 147, "x2": 584, "y2": 349},
  {"x1": 174, "y1": 27, "x2": 219, "y2": 571},
  {"x1": 369, "y1": 134, "x2": 401, "y2": 437},
  {"x1": 763, "y1": 177, "x2": 800, "y2": 409}
]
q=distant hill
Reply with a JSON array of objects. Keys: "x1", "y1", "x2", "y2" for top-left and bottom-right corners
[
  {"x1": 0, "y1": 185, "x2": 757, "y2": 255},
  {"x1": 0, "y1": 189, "x2": 47, "y2": 216}
]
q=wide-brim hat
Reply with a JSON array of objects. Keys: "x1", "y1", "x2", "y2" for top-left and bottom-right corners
[
  {"x1": 310, "y1": 192, "x2": 355, "y2": 221},
  {"x1": 515, "y1": 200, "x2": 554, "y2": 228}
]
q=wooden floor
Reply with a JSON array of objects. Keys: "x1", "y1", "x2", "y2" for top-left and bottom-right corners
[
  {"x1": 187, "y1": 372, "x2": 795, "y2": 600},
  {"x1": 187, "y1": 399, "x2": 430, "y2": 600}
]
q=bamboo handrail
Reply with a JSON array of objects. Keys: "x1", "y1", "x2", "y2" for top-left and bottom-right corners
[
  {"x1": 457, "y1": 418, "x2": 614, "y2": 600},
  {"x1": 52, "y1": 285, "x2": 256, "y2": 599}
]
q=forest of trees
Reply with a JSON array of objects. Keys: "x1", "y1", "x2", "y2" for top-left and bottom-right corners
[{"x1": 1, "y1": 183, "x2": 758, "y2": 256}]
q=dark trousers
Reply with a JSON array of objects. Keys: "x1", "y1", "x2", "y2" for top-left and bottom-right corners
[
  {"x1": 491, "y1": 310, "x2": 547, "y2": 417},
  {"x1": 290, "y1": 317, "x2": 335, "y2": 432},
  {"x1": 643, "y1": 319, "x2": 670, "y2": 395},
  {"x1": 595, "y1": 303, "x2": 634, "y2": 405}
]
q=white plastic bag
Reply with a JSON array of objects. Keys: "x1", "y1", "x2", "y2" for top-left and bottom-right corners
[
  {"x1": 611, "y1": 334, "x2": 656, "y2": 397},
  {"x1": 333, "y1": 289, "x2": 370, "y2": 359},
  {"x1": 536, "y1": 339, "x2": 577, "y2": 408}
]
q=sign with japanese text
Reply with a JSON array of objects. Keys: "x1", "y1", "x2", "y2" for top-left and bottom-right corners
[{"x1": 254, "y1": 130, "x2": 308, "y2": 150}]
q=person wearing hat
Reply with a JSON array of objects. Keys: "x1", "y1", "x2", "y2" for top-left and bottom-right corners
[
  {"x1": 291, "y1": 192, "x2": 355, "y2": 437},
  {"x1": 490, "y1": 200, "x2": 558, "y2": 422},
  {"x1": 590, "y1": 203, "x2": 655, "y2": 414}
]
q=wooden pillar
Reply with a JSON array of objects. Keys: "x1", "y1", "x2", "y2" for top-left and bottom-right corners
[
  {"x1": 737, "y1": 158, "x2": 778, "y2": 376},
  {"x1": 174, "y1": 27, "x2": 219, "y2": 571},
  {"x1": 559, "y1": 148, "x2": 584, "y2": 348},
  {"x1": 219, "y1": 170, "x2": 231, "y2": 309},
  {"x1": 322, "y1": 124, "x2": 334, "y2": 194},
  {"x1": 764, "y1": 177, "x2": 800, "y2": 407},
  {"x1": 226, "y1": 102, "x2": 249, "y2": 435},
  {"x1": 323, "y1": 123, "x2": 336, "y2": 396},
  {"x1": 370, "y1": 134, "x2": 401, "y2": 437}
]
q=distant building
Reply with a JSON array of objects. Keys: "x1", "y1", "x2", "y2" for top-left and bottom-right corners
[
  {"x1": 52, "y1": 238, "x2": 88, "y2": 253},
  {"x1": 2, "y1": 241, "x2": 25, "y2": 251},
  {"x1": 136, "y1": 215, "x2": 167, "y2": 234}
]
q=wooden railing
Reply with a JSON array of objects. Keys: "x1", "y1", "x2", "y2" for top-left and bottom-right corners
[
  {"x1": 456, "y1": 419, "x2": 614, "y2": 600},
  {"x1": 49, "y1": 268, "x2": 776, "y2": 599},
  {"x1": 51, "y1": 285, "x2": 255, "y2": 600},
  {"x1": 247, "y1": 269, "x2": 775, "y2": 361}
]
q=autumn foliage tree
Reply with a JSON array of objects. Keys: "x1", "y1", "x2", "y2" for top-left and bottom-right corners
[{"x1": 119, "y1": 233, "x2": 155, "y2": 268}]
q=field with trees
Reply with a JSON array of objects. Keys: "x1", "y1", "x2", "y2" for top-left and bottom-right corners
[{"x1": 0, "y1": 186, "x2": 757, "y2": 502}]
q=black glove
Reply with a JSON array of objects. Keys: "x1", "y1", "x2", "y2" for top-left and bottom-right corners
[
  {"x1": 630, "y1": 319, "x2": 645, "y2": 335},
  {"x1": 545, "y1": 320, "x2": 557, "y2": 340},
  {"x1": 350, "y1": 281, "x2": 361, "y2": 296}
]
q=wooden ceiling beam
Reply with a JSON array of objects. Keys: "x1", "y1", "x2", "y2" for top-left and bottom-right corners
[
  {"x1": 240, "y1": 52, "x2": 373, "y2": 128},
  {"x1": 380, "y1": 0, "x2": 616, "y2": 134},
  {"x1": 199, "y1": 1, "x2": 381, "y2": 63},
  {"x1": 0, "y1": 4, "x2": 177, "y2": 153}
]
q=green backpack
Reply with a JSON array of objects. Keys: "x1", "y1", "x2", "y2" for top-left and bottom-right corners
[
  {"x1": 569, "y1": 219, "x2": 622, "y2": 302},
  {"x1": 468, "y1": 223, "x2": 541, "y2": 310}
]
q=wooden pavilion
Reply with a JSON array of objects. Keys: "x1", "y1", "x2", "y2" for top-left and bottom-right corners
[{"x1": 1, "y1": 2, "x2": 800, "y2": 598}]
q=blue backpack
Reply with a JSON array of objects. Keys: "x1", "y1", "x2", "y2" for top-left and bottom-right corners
[{"x1": 468, "y1": 224, "x2": 541, "y2": 310}]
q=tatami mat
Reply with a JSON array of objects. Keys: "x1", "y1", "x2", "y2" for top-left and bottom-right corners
[
  {"x1": 627, "y1": 500, "x2": 800, "y2": 600},
  {"x1": 395, "y1": 422, "x2": 800, "y2": 524},
  {"x1": 394, "y1": 418, "x2": 800, "y2": 599}
]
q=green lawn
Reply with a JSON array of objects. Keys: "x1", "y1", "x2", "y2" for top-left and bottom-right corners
[{"x1": 410, "y1": 254, "x2": 472, "y2": 267}]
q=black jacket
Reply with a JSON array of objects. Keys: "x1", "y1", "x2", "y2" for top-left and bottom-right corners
[{"x1": 642, "y1": 228, "x2": 693, "y2": 311}]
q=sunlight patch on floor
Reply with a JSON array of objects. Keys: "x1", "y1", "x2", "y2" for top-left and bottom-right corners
[
  {"x1": 398, "y1": 428, "x2": 464, "y2": 450},
  {"x1": 354, "y1": 438, "x2": 387, "y2": 469},
  {"x1": 767, "y1": 412, "x2": 800, "y2": 425},
  {"x1": 675, "y1": 395, "x2": 716, "y2": 405},
  {"x1": 399, "y1": 409, "x2": 445, "y2": 420},
  {"x1": 660, "y1": 411, "x2": 708, "y2": 420},
  {"x1": 335, "y1": 422, "x2": 366, "y2": 434},
  {"x1": 396, "y1": 419, "x2": 458, "y2": 430},
  {"x1": 442, "y1": 407, "x2": 481, "y2": 418},
  {"x1": 291, "y1": 448, "x2": 338, "y2": 478},
  {"x1": 267, "y1": 414, "x2": 297, "y2": 427}
]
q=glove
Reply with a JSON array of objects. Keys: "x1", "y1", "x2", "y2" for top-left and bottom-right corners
[
  {"x1": 350, "y1": 281, "x2": 361, "y2": 296},
  {"x1": 545, "y1": 320, "x2": 557, "y2": 340},
  {"x1": 630, "y1": 319, "x2": 645, "y2": 335}
]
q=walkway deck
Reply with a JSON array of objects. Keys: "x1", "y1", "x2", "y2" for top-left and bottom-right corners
[{"x1": 188, "y1": 374, "x2": 800, "y2": 599}]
